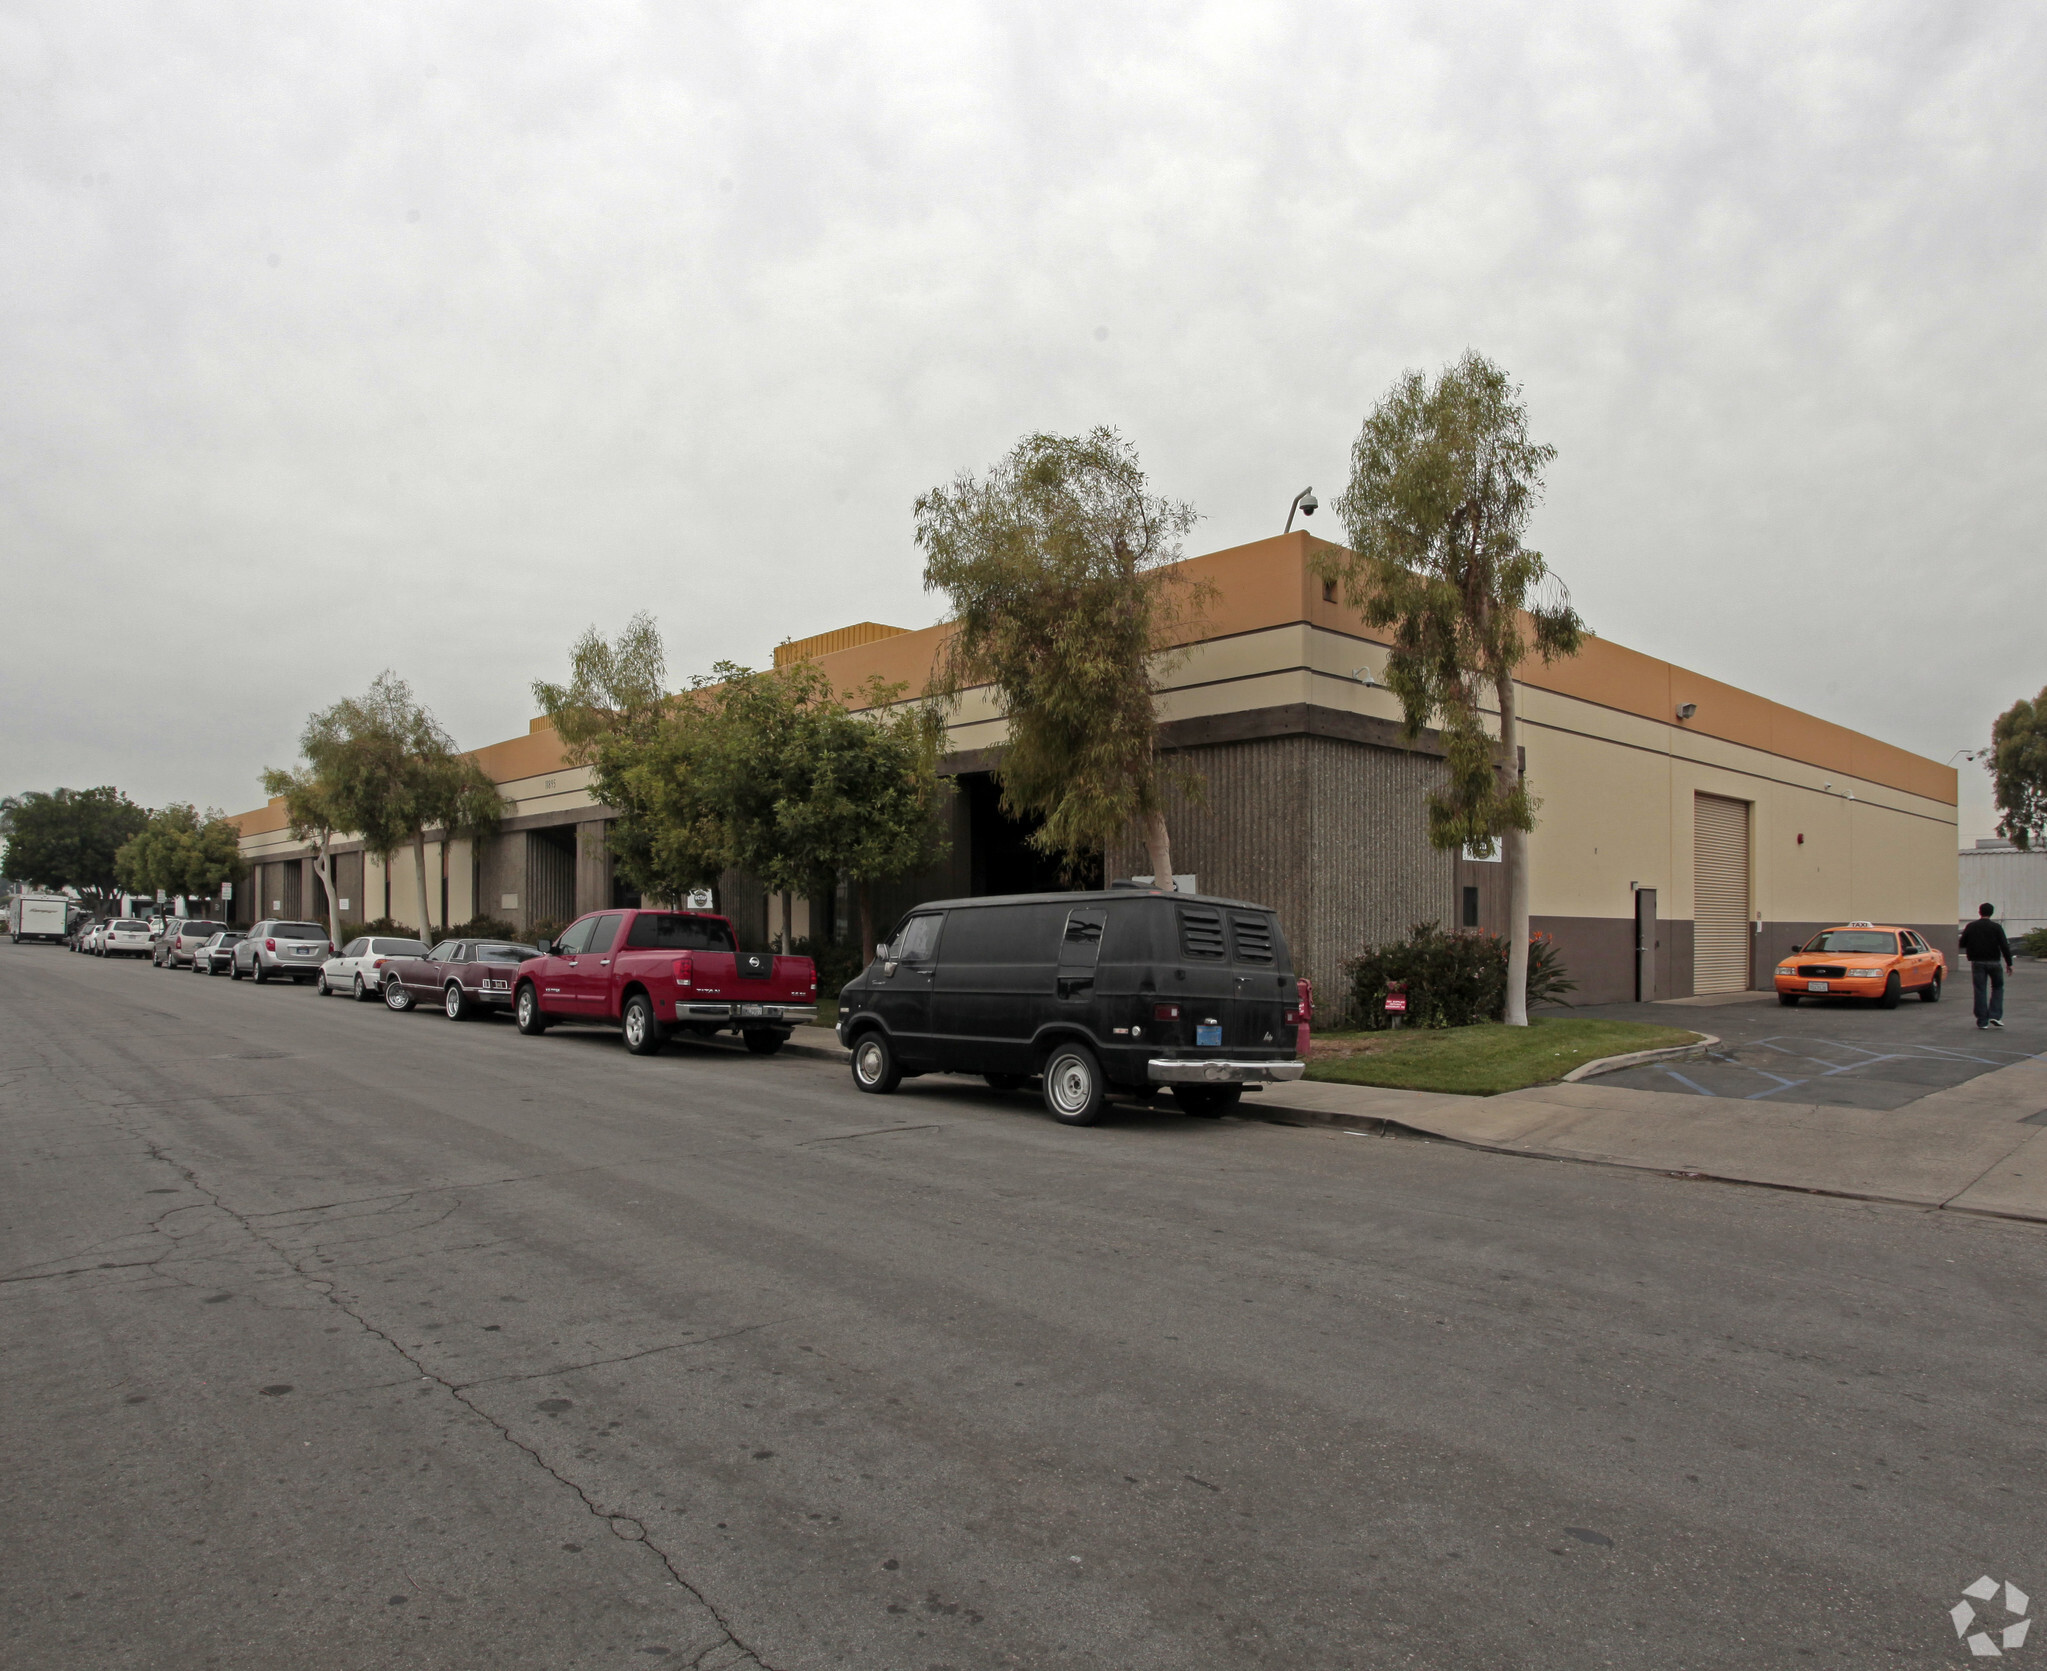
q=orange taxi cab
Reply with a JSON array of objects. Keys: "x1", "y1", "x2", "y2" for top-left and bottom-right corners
[{"x1": 1773, "y1": 923, "x2": 1946, "y2": 1008}]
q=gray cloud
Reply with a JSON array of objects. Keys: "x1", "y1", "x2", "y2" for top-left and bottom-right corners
[{"x1": 2, "y1": 0, "x2": 2039, "y2": 835}]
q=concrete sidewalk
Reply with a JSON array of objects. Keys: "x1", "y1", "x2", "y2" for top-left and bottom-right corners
[
  {"x1": 787, "y1": 1024, "x2": 2047, "y2": 1223},
  {"x1": 1255, "y1": 1057, "x2": 2047, "y2": 1223}
]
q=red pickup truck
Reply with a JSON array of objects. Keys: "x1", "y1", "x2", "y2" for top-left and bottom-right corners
[{"x1": 512, "y1": 907, "x2": 818, "y2": 1056}]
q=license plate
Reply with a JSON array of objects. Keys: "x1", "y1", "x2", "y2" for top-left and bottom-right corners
[
  {"x1": 736, "y1": 1003, "x2": 764, "y2": 1018},
  {"x1": 1807, "y1": 981, "x2": 1829, "y2": 992},
  {"x1": 295, "y1": 946, "x2": 316, "y2": 956},
  {"x1": 1196, "y1": 1024, "x2": 1223, "y2": 1047}
]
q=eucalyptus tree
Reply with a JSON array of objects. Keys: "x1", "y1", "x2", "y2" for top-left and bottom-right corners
[
  {"x1": 259, "y1": 766, "x2": 347, "y2": 947},
  {"x1": 301, "y1": 671, "x2": 500, "y2": 937},
  {"x1": 916, "y1": 427, "x2": 1205, "y2": 887},
  {"x1": 1989, "y1": 686, "x2": 2047, "y2": 849},
  {"x1": 1320, "y1": 352, "x2": 1586, "y2": 1027}
]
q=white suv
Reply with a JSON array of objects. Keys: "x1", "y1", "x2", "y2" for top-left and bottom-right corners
[{"x1": 232, "y1": 920, "x2": 332, "y2": 985}]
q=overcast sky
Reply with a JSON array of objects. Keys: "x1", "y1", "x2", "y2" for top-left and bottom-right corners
[{"x1": 3, "y1": 1, "x2": 2041, "y2": 838}]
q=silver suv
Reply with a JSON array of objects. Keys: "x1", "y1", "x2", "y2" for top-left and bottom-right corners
[
  {"x1": 232, "y1": 919, "x2": 332, "y2": 985},
  {"x1": 155, "y1": 918, "x2": 227, "y2": 969}
]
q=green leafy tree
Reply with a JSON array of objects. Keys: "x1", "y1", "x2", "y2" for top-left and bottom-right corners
[
  {"x1": 114, "y1": 803, "x2": 246, "y2": 909},
  {"x1": 260, "y1": 765, "x2": 347, "y2": 948},
  {"x1": 1989, "y1": 687, "x2": 2047, "y2": 850},
  {"x1": 402, "y1": 750, "x2": 506, "y2": 937},
  {"x1": 536, "y1": 615, "x2": 729, "y2": 906},
  {"x1": 0, "y1": 787, "x2": 149, "y2": 897},
  {"x1": 1320, "y1": 352, "x2": 1587, "y2": 1027},
  {"x1": 916, "y1": 427, "x2": 1206, "y2": 885},
  {"x1": 768, "y1": 676, "x2": 951, "y2": 960},
  {"x1": 536, "y1": 619, "x2": 950, "y2": 954},
  {"x1": 300, "y1": 671, "x2": 501, "y2": 939}
]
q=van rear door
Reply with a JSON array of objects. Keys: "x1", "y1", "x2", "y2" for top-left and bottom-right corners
[{"x1": 1224, "y1": 909, "x2": 1292, "y2": 1050}]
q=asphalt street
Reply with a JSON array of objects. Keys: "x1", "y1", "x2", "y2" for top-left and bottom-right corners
[
  {"x1": 5, "y1": 942, "x2": 2043, "y2": 1669},
  {"x1": 1565, "y1": 963, "x2": 2045, "y2": 1108}
]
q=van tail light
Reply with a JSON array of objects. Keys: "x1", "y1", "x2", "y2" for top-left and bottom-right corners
[
  {"x1": 1154, "y1": 1003, "x2": 1181, "y2": 1020},
  {"x1": 265, "y1": 938, "x2": 276, "y2": 952},
  {"x1": 673, "y1": 955, "x2": 694, "y2": 986}
]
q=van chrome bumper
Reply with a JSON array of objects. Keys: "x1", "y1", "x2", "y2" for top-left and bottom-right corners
[{"x1": 1147, "y1": 1057, "x2": 1306, "y2": 1085}]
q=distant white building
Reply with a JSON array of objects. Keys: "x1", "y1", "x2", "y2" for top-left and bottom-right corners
[{"x1": 1960, "y1": 839, "x2": 2047, "y2": 936}]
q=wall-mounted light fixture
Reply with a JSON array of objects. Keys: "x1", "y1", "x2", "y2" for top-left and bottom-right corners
[
  {"x1": 1351, "y1": 667, "x2": 1380, "y2": 687},
  {"x1": 1675, "y1": 702, "x2": 1697, "y2": 720}
]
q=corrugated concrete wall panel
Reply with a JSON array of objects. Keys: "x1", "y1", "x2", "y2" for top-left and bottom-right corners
[{"x1": 1108, "y1": 734, "x2": 1453, "y2": 1009}]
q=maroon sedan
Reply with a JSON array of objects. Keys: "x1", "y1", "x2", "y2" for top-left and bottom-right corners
[{"x1": 380, "y1": 938, "x2": 540, "y2": 1020}]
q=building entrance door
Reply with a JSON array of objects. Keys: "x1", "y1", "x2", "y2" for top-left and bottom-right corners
[
  {"x1": 1693, "y1": 794, "x2": 1751, "y2": 994},
  {"x1": 1634, "y1": 887, "x2": 1657, "y2": 1002}
]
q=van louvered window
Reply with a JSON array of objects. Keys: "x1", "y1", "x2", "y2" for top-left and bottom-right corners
[
  {"x1": 1178, "y1": 906, "x2": 1226, "y2": 960},
  {"x1": 1229, "y1": 913, "x2": 1275, "y2": 964}
]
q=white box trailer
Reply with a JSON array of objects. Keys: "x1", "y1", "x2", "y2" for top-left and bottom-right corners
[{"x1": 8, "y1": 894, "x2": 70, "y2": 944}]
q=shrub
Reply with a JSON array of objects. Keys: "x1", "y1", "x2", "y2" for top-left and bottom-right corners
[
  {"x1": 1342, "y1": 922, "x2": 1576, "y2": 1029},
  {"x1": 525, "y1": 917, "x2": 568, "y2": 946},
  {"x1": 789, "y1": 935, "x2": 868, "y2": 997},
  {"x1": 2023, "y1": 927, "x2": 2047, "y2": 960},
  {"x1": 1526, "y1": 933, "x2": 1578, "y2": 1007},
  {"x1": 338, "y1": 917, "x2": 420, "y2": 942},
  {"x1": 438, "y1": 915, "x2": 524, "y2": 942}
]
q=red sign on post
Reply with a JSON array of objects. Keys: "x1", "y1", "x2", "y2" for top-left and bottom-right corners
[{"x1": 1384, "y1": 994, "x2": 1408, "y2": 1013}]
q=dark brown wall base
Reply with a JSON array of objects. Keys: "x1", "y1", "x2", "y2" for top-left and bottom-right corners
[{"x1": 1530, "y1": 915, "x2": 1695, "y2": 1006}]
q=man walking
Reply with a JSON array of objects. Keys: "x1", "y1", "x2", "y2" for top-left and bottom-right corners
[{"x1": 1959, "y1": 902, "x2": 2015, "y2": 1029}]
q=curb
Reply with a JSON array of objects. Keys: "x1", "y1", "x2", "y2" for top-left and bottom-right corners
[
  {"x1": 1241, "y1": 1102, "x2": 2047, "y2": 1224},
  {"x1": 1560, "y1": 1033, "x2": 1718, "y2": 1083}
]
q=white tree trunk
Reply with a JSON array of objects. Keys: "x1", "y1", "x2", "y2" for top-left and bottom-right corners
[
  {"x1": 1498, "y1": 673, "x2": 1530, "y2": 1027},
  {"x1": 780, "y1": 890, "x2": 793, "y2": 953},
  {"x1": 412, "y1": 832, "x2": 434, "y2": 937},
  {"x1": 1144, "y1": 807, "x2": 1174, "y2": 891},
  {"x1": 315, "y1": 836, "x2": 340, "y2": 949}
]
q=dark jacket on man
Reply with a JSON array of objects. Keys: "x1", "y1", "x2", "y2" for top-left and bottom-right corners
[{"x1": 1959, "y1": 918, "x2": 2014, "y2": 965}]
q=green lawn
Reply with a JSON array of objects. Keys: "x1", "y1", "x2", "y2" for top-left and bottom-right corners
[{"x1": 1304, "y1": 1016, "x2": 1702, "y2": 1096}]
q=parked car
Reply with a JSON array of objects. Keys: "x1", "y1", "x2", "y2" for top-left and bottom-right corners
[
  {"x1": 154, "y1": 918, "x2": 226, "y2": 969},
  {"x1": 1773, "y1": 922, "x2": 1946, "y2": 1008},
  {"x1": 378, "y1": 938, "x2": 541, "y2": 1019},
  {"x1": 193, "y1": 930, "x2": 246, "y2": 975},
  {"x1": 230, "y1": 919, "x2": 332, "y2": 984},
  {"x1": 76, "y1": 920, "x2": 104, "y2": 954},
  {"x1": 98, "y1": 918, "x2": 156, "y2": 958},
  {"x1": 835, "y1": 888, "x2": 1307, "y2": 1126},
  {"x1": 511, "y1": 908, "x2": 817, "y2": 1054},
  {"x1": 319, "y1": 935, "x2": 432, "y2": 1001}
]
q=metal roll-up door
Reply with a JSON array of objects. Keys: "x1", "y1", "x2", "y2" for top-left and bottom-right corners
[{"x1": 1693, "y1": 793, "x2": 1751, "y2": 994}]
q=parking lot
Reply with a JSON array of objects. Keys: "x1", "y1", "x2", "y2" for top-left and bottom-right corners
[
  {"x1": 1564, "y1": 962, "x2": 2045, "y2": 1109},
  {"x1": 6, "y1": 940, "x2": 2046, "y2": 1668}
]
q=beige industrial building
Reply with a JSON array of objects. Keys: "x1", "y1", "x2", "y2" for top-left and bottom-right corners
[{"x1": 231, "y1": 532, "x2": 1958, "y2": 1008}]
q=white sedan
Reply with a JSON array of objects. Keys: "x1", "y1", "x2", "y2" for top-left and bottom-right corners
[
  {"x1": 99, "y1": 919, "x2": 156, "y2": 958},
  {"x1": 319, "y1": 935, "x2": 432, "y2": 1001}
]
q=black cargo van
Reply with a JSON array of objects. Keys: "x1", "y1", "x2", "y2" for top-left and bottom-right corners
[{"x1": 835, "y1": 887, "x2": 1306, "y2": 1126}]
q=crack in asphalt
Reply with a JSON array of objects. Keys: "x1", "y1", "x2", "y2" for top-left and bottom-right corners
[
  {"x1": 118, "y1": 1133, "x2": 783, "y2": 1671},
  {"x1": 800, "y1": 1123, "x2": 947, "y2": 1145},
  {"x1": 453, "y1": 1321, "x2": 785, "y2": 1391}
]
